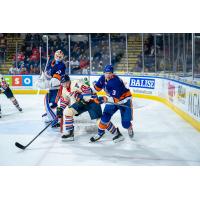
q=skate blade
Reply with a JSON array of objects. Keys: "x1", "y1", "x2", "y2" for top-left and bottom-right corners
[
  {"x1": 62, "y1": 137, "x2": 74, "y2": 142},
  {"x1": 113, "y1": 137, "x2": 125, "y2": 143},
  {"x1": 89, "y1": 138, "x2": 111, "y2": 143}
]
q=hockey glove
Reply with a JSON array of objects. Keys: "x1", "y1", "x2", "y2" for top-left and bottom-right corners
[
  {"x1": 74, "y1": 92, "x2": 83, "y2": 101},
  {"x1": 57, "y1": 107, "x2": 63, "y2": 118},
  {"x1": 90, "y1": 95, "x2": 107, "y2": 104}
]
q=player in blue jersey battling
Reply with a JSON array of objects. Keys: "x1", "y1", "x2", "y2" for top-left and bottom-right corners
[
  {"x1": 43, "y1": 50, "x2": 66, "y2": 127},
  {"x1": 90, "y1": 64, "x2": 134, "y2": 142}
]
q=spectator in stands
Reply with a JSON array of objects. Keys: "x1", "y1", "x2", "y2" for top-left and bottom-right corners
[
  {"x1": 9, "y1": 66, "x2": 16, "y2": 75},
  {"x1": 19, "y1": 64, "x2": 28, "y2": 75},
  {"x1": 70, "y1": 57, "x2": 79, "y2": 67},
  {"x1": 30, "y1": 65, "x2": 35, "y2": 74},
  {"x1": 98, "y1": 61, "x2": 103, "y2": 71},
  {"x1": 29, "y1": 49, "x2": 39, "y2": 69},
  {"x1": 70, "y1": 57, "x2": 80, "y2": 74},
  {"x1": 80, "y1": 56, "x2": 89, "y2": 74}
]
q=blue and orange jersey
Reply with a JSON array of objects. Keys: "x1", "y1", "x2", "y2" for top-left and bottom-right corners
[
  {"x1": 94, "y1": 75, "x2": 132, "y2": 103},
  {"x1": 46, "y1": 59, "x2": 66, "y2": 80}
]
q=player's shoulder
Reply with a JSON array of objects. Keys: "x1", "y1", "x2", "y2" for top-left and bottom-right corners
[
  {"x1": 113, "y1": 74, "x2": 120, "y2": 80},
  {"x1": 98, "y1": 75, "x2": 106, "y2": 82},
  {"x1": 59, "y1": 61, "x2": 65, "y2": 67},
  {"x1": 108, "y1": 75, "x2": 119, "y2": 82},
  {"x1": 49, "y1": 59, "x2": 55, "y2": 65}
]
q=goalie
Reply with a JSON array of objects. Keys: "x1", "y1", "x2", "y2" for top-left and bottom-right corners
[
  {"x1": 43, "y1": 50, "x2": 66, "y2": 127},
  {"x1": 0, "y1": 74, "x2": 22, "y2": 115}
]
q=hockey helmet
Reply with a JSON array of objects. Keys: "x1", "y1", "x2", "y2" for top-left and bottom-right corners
[
  {"x1": 54, "y1": 50, "x2": 64, "y2": 61},
  {"x1": 103, "y1": 64, "x2": 113, "y2": 73}
]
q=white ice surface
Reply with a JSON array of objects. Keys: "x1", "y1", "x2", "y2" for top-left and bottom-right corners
[{"x1": 0, "y1": 94, "x2": 200, "y2": 166}]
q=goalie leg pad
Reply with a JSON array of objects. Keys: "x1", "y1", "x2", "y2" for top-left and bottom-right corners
[{"x1": 44, "y1": 93, "x2": 58, "y2": 126}]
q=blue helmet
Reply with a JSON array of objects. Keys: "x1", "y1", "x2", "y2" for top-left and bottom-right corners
[
  {"x1": 61, "y1": 74, "x2": 70, "y2": 83},
  {"x1": 103, "y1": 64, "x2": 113, "y2": 73}
]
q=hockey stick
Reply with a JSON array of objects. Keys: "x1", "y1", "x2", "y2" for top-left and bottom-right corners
[
  {"x1": 107, "y1": 101, "x2": 132, "y2": 109},
  {"x1": 15, "y1": 119, "x2": 56, "y2": 150},
  {"x1": 60, "y1": 116, "x2": 63, "y2": 133},
  {"x1": 107, "y1": 101, "x2": 145, "y2": 109}
]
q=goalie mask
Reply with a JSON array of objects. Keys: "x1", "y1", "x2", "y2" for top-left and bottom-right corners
[{"x1": 54, "y1": 50, "x2": 64, "y2": 62}]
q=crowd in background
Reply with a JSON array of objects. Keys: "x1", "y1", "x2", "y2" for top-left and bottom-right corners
[
  {"x1": 0, "y1": 33, "x2": 198, "y2": 75},
  {"x1": 0, "y1": 34, "x2": 6, "y2": 64},
  {"x1": 0, "y1": 33, "x2": 164, "y2": 75}
]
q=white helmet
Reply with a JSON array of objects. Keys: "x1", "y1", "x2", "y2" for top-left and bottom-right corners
[{"x1": 54, "y1": 50, "x2": 64, "y2": 61}]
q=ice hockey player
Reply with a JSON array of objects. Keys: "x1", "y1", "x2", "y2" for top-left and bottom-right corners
[
  {"x1": 57, "y1": 75, "x2": 122, "y2": 142},
  {"x1": 56, "y1": 75, "x2": 102, "y2": 140},
  {"x1": 0, "y1": 74, "x2": 22, "y2": 114},
  {"x1": 90, "y1": 64, "x2": 134, "y2": 142},
  {"x1": 43, "y1": 50, "x2": 66, "y2": 127}
]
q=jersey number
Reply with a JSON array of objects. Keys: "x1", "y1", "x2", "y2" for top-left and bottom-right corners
[
  {"x1": 56, "y1": 70, "x2": 62, "y2": 74},
  {"x1": 112, "y1": 90, "x2": 116, "y2": 95}
]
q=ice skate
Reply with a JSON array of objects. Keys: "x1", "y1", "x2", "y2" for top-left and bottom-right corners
[
  {"x1": 112, "y1": 128, "x2": 124, "y2": 143},
  {"x1": 128, "y1": 127, "x2": 134, "y2": 139},
  {"x1": 62, "y1": 129, "x2": 74, "y2": 141},
  {"x1": 90, "y1": 132, "x2": 105, "y2": 142}
]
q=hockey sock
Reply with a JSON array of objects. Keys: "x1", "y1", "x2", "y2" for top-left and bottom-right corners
[
  {"x1": 64, "y1": 116, "x2": 74, "y2": 132},
  {"x1": 107, "y1": 121, "x2": 117, "y2": 134},
  {"x1": 11, "y1": 98, "x2": 20, "y2": 109}
]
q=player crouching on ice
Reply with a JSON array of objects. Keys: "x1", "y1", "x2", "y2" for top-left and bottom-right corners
[
  {"x1": 56, "y1": 74, "x2": 102, "y2": 140},
  {"x1": 90, "y1": 64, "x2": 134, "y2": 142},
  {"x1": 43, "y1": 50, "x2": 66, "y2": 128},
  {"x1": 0, "y1": 74, "x2": 22, "y2": 117},
  {"x1": 56, "y1": 75, "x2": 123, "y2": 142}
]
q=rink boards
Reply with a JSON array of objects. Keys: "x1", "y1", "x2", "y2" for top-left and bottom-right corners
[{"x1": 4, "y1": 74, "x2": 200, "y2": 131}]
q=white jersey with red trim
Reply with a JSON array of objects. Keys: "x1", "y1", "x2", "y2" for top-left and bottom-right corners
[{"x1": 60, "y1": 79, "x2": 92, "y2": 109}]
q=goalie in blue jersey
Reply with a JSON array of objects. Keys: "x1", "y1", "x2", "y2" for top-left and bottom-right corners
[{"x1": 43, "y1": 50, "x2": 66, "y2": 127}]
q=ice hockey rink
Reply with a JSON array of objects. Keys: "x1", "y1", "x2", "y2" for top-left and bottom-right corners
[{"x1": 0, "y1": 94, "x2": 200, "y2": 166}]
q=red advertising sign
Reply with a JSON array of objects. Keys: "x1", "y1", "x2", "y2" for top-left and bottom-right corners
[{"x1": 12, "y1": 76, "x2": 22, "y2": 86}]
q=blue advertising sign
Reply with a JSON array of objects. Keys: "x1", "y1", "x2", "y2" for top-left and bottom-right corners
[
  {"x1": 129, "y1": 78, "x2": 155, "y2": 89},
  {"x1": 22, "y1": 76, "x2": 33, "y2": 86}
]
